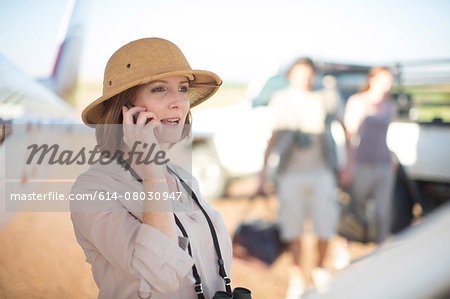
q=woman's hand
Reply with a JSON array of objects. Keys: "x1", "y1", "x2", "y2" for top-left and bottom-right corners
[
  {"x1": 338, "y1": 166, "x2": 353, "y2": 189},
  {"x1": 255, "y1": 171, "x2": 269, "y2": 197},
  {"x1": 122, "y1": 105, "x2": 162, "y2": 144},
  {"x1": 123, "y1": 105, "x2": 177, "y2": 241},
  {"x1": 122, "y1": 105, "x2": 165, "y2": 179}
]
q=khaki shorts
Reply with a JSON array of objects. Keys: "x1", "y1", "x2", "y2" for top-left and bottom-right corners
[{"x1": 277, "y1": 169, "x2": 339, "y2": 241}]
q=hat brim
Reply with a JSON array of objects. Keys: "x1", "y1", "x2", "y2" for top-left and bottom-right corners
[{"x1": 82, "y1": 69, "x2": 222, "y2": 126}]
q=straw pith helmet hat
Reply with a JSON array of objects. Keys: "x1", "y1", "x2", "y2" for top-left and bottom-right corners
[{"x1": 82, "y1": 37, "x2": 222, "y2": 126}]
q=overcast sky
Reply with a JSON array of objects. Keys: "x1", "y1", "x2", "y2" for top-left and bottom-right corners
[{"x1": 1, "y1": 0, "x2": 449, "y2": 84}]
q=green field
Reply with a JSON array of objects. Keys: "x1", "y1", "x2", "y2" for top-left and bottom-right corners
[{"x1": 394, "y1": 83, "x2": 450, "y2": 122}]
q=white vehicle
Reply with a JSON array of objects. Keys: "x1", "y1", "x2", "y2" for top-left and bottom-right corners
[
  {"x1": 191, "y1": 96, "x2": 273, "y2": 198},
  {"x1": 387, "y1": 59, "x2": 450, "y2": 231}
]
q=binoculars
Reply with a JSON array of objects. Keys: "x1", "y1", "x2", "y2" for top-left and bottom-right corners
[{"x1": 213, "y1": 287, "x2": 252, "y2": 299}]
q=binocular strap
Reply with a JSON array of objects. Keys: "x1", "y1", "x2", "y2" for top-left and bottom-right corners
[
  {"x1": 167, "y1": 166, "x2": 232, "y2": 294},
  {"x1": 174, "y1": 215, "x2": 205, "y2": 299}
]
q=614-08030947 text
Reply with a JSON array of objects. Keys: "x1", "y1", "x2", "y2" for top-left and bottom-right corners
[{"x1": 9, "y1": 191, "x2": 183, "y2": 201}]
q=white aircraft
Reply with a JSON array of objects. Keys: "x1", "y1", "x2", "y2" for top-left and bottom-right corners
[
  {"x1": 0, "y1": 0, "x2": 90, "y2": 229},
  {"x1": 303, "y1": 202, "x2": 450, "y2": 299},
  {"x1": 0, "y1": 0, "x2": 88, "y2": 124}
]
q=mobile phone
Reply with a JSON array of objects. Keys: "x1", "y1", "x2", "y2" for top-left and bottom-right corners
[{"x1": 125, "y1": 103, "x2": 152, "y2": 124}]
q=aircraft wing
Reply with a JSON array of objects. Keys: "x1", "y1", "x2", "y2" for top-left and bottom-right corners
[{"x1": 0, "y1": 53, "x2": 77, "y2": 122}]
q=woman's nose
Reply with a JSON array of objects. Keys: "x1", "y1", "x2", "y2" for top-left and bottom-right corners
[{"x1": 168, "y1": 90, "x2": 187, "y2": 109}]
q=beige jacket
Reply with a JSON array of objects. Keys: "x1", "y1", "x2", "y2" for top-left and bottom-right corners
[{"x1": 70, "y1": 161, "x2": 232, "y2": 299}]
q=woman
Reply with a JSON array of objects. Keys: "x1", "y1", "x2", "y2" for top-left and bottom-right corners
[
  {"x1": 342, "y1": 66, "x2": 397, "y2": 243},
  {"x1": 70, "y1": 38, "x2": 232, "y2": 299}
]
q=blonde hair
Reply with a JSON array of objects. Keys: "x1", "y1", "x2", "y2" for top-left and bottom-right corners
[
  {"x1": 360, "y1": 66, "x2": 392, "y2": 92},
  {"x1": 95, "y1": 85, "x2": 192, "y2": 154}
]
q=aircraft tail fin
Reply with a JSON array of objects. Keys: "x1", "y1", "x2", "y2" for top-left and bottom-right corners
[{"x1": 39, "y1": 0, "x2": 90, "y2": 103}]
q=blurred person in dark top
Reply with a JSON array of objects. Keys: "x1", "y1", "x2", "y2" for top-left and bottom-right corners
[{"x1": 341, "y1": 66, "x2": 397, "y2": 243}]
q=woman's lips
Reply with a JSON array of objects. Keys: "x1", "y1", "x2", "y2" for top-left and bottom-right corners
[{"x1": 160, "y1": 118, "x2": 180, "y2": 125}]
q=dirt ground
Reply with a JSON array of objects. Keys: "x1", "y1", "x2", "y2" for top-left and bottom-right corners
[{"x1": 0, "y1": 179, "x2": 375, "y2": 299}]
